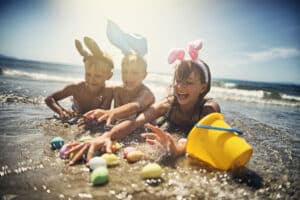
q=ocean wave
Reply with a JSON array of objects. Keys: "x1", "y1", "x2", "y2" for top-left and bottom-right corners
[
  {"x1": 2, "y1": 68, "x2": 82, "y2": 83},
  {"x1": 0, "y1": 93, "x2": 45, "y2": 104},
  {"x1": 210, "y1": 87, "x2": 300, "y2": 107}
]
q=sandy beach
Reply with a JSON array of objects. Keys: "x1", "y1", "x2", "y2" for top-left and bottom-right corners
[{"x1": 0, "y1": 100, "x2": 299, "y2": 200}]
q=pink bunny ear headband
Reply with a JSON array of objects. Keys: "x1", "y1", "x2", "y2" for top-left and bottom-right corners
[{"x1": 168, "y1": 39, "x2": 208, "y2": 83}]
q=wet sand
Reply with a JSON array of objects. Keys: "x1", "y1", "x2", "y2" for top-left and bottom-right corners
[{"x1": 0, "y1": 103, "x2": 299, "y2": 200}]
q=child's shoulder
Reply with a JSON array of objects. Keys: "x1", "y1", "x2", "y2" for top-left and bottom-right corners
[
  {"x1": 202, "y1": 97, "x2": 221, "y2": 113},
  {"x1": 63, "y1": 81, "x2": 85, "y2": 90}
]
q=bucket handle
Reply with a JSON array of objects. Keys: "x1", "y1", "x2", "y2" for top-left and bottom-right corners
[{"x1": 195, "y1": 124, "x2": 243, "y2": 135}]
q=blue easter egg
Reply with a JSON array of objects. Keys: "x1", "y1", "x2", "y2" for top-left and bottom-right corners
[{"x1": 50, "y1": 137, "x2": 65, "y2": 150}]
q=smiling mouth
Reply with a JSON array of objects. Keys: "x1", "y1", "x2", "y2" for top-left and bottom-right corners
[{"x1": 177, "y1": 93, "x2": 189, "y2": 101}]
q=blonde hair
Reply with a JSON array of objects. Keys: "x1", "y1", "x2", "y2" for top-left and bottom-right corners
[
  {"x1": 121, "y1": 53, "x2": 147, "y2": 71},
  {"x1": 84, "y1": 53, "x2": 114, "y2": 71}
]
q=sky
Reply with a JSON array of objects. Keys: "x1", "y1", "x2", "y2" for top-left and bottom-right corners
[{"x1": 0, "y1": 0, "x2": 299, "y2": 84}]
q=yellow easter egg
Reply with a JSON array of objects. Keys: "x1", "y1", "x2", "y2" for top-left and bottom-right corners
[
  {"x1": 141, "y1": 163, "x2": 163, "y2": 179},
  {"x1": 101, "y1": 153, "x2": 119, "y2": 166}
]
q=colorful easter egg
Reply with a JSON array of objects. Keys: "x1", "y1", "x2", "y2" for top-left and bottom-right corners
[
  {"x1": 111, "y1": 142, "x2": 121, "y2": 152},
  {"x1": 88, "y1": 157, "x2": 107, "y2": 170},
  {"x1": 141, "y1": 163, "x2": 163, "y2": 179},
  {"x1": 123, "y1": 146, "x2": 137, "y2": 158},
  {"x1": 178, "y1": 138, "x2": 187, "y2": 145},
  {"x1": 126, "y1": 150, "x2": 146, "y2": 163},
  {"x1": 79, "y1": 135, "x2": 93, "y2": 142},
  {"x1": 90, "y1": 166, "x2": 109, "y2": 185},
  {"x1": 59, "y1": 144, "x2": 70, "y2": 159},
  {"x1": 50, "y1": 137, "x2": 64, "y2": 150},
  {"x1": 101, "y1": 153, "x2": 119, "y2": 166}
]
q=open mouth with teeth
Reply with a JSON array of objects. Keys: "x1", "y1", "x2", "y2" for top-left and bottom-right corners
[{"x1": 176, "y1": 92, "x2": 189, "y2": 102}]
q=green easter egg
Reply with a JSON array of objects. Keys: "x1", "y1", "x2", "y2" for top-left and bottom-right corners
[
  {"x1": 91, "y1": 166, "x2": 109, "y2": 185},
  {"x1": 79, "y1": 135, "x2": 93, "y2": 142},
  {"x1": 141, "y1": 163, "x2": 163, "y2": 178}
]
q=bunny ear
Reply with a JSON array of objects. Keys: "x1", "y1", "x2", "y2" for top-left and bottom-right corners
[
  {"x1": 106, "y1": 19, "x2": 148, "y2": 56},
  {"x1": 168, "y1": 48, "x2": 185, "y2": 64},
  {"x1": 188, "y1": 39, "x2": 203, "y2": 60},
  {"x1": 188, "y1": 39, "x2": 203, "y2": 50},
  {"x1": 83, "y1": 36, "x2": 104, "y2": 58},
  {"x1": 75, "y1": 39, "x2": 90, "y2": 58}
]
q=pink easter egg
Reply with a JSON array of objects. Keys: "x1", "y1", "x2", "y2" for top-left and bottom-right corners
[
  {"x1": 123, "y1": 146, "x2": 137, "y2": 158},
  {"x1": 59, "y1": 144, "x2": 70, "y2": 159}
]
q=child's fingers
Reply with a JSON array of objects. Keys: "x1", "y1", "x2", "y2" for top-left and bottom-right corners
[
  {"x1": 69, "y1": 144, "x2": 89, "y2": 166},
  {"x1": 84, "y1": 112, "x2": 94, "y2": 119},
  {"x1": 106, "y1": 116, "x2": 113, "y2": 126},
  {"x1": 146, "y1": 139, "x2": 164, "y2": 150},
  {"x1": 65, "y1": 143, "x2": 85, "y2": 155},
  {"x1": 145, "y1": 138, "x2": 156, "y2": 145},
  {"x1": 97, "y1": 114, "x2": 107, "y2": 123},
  {"x1": 64, "y1": 142, "x2": 80, "y2": 151},
  {"x1": 145, "y1": 123, "x2": 163, "y2": 134},
  {"x1": 145, "y1": 123, "x2": 167, "y2": 141},
  {"x1": 86, "y1": 144, "x2": 96, "y2": 163},
  {"x1": 105, "y1": 140, "x2": 112, "y2": 153},
  {"x1": 141, "y1": 133, "x2": 158, "y2": 140}
]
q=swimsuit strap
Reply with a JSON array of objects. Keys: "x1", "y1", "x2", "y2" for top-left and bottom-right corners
[{"x1": 156, "y1": 95, "x2": 174, "y2": 127}]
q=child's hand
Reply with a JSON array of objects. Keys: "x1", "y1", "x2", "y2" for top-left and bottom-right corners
[
  {"x1": 59, "y1": 109, "x2": 75, "y2": 122},
  {"x1": 96, "y1": 110, "x2": 117, "y2": 126},
  {"x1": 64, "y1": 133, "x2": 113, "y2": 166},
  {"x1": 84, "y1": 109, "x2": 107, "y2": 119},
  {"x1": 141, "y1": 123, "x2": 180, "y2": 156}
]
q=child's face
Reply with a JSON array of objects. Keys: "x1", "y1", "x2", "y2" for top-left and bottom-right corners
[
  {"x1": 174, "y1": 71, "x2": 206, "y2": 105},
  {"x1": 122, "y1": 61, "x2": 146, "y2": 91},
  {"x1": 84, "y1": 61, "x2": 112, "y2": 92}
]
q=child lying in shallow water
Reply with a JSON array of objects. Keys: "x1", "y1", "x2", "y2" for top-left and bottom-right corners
[{"x1": 45, "y1": 37, "x2": 114, "y2": 122}]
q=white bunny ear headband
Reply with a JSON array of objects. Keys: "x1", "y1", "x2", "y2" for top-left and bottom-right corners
[
  {"x1": 168, "y1": 39, "x2": 209, "y2": 83},
  {"x1": 106, "y1": 19, "x2": 147, "y2": 57}
]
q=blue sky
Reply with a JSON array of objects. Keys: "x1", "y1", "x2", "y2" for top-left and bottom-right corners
[{"x1": 0, "y1": 0, "x2": 299, "y2": 84}]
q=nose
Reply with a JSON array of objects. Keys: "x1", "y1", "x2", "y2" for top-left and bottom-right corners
[{"x1": 176, "y1": 82, "x2": 185, "y2": 89}]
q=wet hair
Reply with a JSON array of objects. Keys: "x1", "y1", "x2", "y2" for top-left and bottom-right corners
[
  {"x1": 121, "y1": 53, "x2": 147, "y2": 71},
  {"x1": 173, "y1": 59, "x2": 211, "y2": 98}
]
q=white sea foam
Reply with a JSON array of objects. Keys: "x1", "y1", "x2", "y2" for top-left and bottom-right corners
[
  {"x1": 2, "y1": 68, "x2": 299, "y2": 107},
  {"x1": 210, "y1": 86, "x2": 300, "y2": 107},
  {"x1": 3, "y1": 68, "x2": 81, "y2": 83},
  {"x1": 224, "y1": 82, "x2": 237, "y2": 88}
]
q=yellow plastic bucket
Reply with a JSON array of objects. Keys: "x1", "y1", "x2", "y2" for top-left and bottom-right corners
[{"x1": 186, "y1": 113, "x2": 253, "y2": 170}]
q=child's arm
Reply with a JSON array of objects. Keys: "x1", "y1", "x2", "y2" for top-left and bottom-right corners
[
  {"x1": 45, "y1": 84, "x2": 75, "y2": 119},
  {"x1": 96, "y1": 86, "x2": 155, "y2": 125},
  {"x1": 67, "y1": 99, "x2": 169, "y2": 164},
  {"x1": 201, "y1": 99, "x2": 221, "y2": 116}
]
